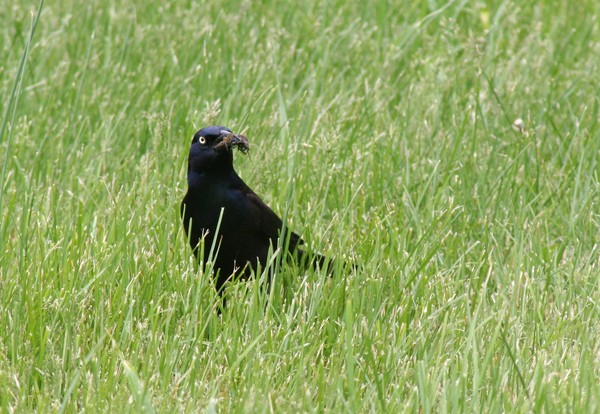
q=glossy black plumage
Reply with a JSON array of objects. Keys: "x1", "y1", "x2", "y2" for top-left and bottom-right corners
[{"x1": 181, "y1": 126, "x2": 327, "y2": 295}]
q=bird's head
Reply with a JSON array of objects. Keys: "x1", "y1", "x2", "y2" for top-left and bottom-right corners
[{"x1": 187, "y1": 126, "x2": 250, "y2": 173}]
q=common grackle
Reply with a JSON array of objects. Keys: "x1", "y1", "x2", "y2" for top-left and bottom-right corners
[{"x1": 181, "y1": 126, "x2": 331, "y2": 296}]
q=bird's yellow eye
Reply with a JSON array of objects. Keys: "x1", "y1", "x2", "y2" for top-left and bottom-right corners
[{"x1": 199, "y1": 137, "x2": 206, "y2": 144}]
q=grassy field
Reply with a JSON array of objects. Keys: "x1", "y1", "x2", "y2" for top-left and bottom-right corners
[{"x1": 1, "y1": 0, "x2": 599, "y2": 412}]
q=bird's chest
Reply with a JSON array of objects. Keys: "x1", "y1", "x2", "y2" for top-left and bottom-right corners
[{"x1": 184, "y1": 180, "x2": 249, "y2": 234}]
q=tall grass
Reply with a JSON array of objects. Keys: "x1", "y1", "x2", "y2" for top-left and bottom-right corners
[{"x1": 1, "y1": 0, "x2": 599, "y2": 412}]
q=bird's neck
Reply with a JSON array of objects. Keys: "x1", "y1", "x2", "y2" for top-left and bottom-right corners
[{"x1": 187, "y1": 167, "x2": 235, "y2": 189}]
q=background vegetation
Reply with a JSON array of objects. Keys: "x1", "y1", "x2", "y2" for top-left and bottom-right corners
[{"x1": 1, "y1": 0, "x2": 599, "y2": 411}]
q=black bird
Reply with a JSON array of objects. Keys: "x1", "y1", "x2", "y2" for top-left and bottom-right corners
[{"x1": 181, "y1": 126, "x2": 330, "y2": 295}]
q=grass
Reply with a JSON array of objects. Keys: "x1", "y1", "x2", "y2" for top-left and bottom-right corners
[{"x1": 1, "y1": 0, "x2": 599, "y2": 412}]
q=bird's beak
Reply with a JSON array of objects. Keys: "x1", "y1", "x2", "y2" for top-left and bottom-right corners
[{"x1": 214, "y1": 131, "x2": 250, "y2": 154}]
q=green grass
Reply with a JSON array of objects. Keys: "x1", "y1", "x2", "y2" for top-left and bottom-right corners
[{"x1": 1, "y1": 0, "x2": 599, "y2": 412}]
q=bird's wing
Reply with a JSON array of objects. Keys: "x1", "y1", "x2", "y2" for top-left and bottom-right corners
[{"x1": 243, "y1": 189, "x2": 304, "y2": 251}]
